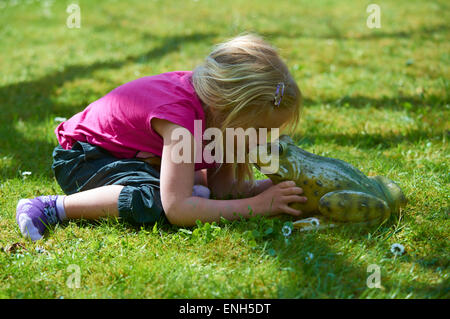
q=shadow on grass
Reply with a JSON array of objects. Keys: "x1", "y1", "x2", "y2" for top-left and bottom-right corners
[
  {"x1": 28, "y1": 211, "x2": 447, "y2": 298},
  {"x1": 224, "y1": 217, "x2": 447, "y2": 298},
  {"x1": 270, "y1": 226, "x2": 377, "y2": 298},
  {"x1": 0, "y1": 32, "x2": 217, "y2": 173},
  {"x1": 292, "y1": 128, "x2": 440, "y2": 150},
  {"x1": 262, "y1": 23, "x2": 449, "y2": 41},
  {"x1": 398, "y1": 281, "x2": 449, "y2": 298},
  {"x1": 303, "y1": 94, "x2": 448, "y2": 112},
  {"x1": 158, "y1": 214, "x2": 390, "y2": 298}
]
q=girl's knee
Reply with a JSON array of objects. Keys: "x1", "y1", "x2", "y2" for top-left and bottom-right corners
[
  {"x1": 117, "y1": 185, "x2": 164, "y2": 224},
  {"x1": 117, "y1": 184, "x2": 210, "y2": 224}
]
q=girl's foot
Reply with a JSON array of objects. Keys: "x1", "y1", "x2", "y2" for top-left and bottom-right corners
[{"x1": 16, "y1": 195, "x2": 66, "y2": 241}]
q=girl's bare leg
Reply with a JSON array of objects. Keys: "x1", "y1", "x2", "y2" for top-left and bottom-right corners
[
  {"x1": 17, "y1": 183, "x2": 211, "y2": 241},
  {"x1": 63, "y1": 185, "x2": 124, "y2": 219}
]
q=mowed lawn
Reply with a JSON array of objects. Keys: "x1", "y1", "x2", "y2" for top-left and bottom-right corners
[{"x1": 0, "y1": 0, "x2": 448, "y2": 298}]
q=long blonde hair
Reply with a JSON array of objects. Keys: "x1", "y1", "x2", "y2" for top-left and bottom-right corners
[{"x1": 192, "y1": 33, "x2": 302, "y2": 183}]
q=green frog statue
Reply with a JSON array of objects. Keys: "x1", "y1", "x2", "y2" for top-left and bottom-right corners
[{"x1": 250, "y1": 135, "x2": 407, "y2": 226}]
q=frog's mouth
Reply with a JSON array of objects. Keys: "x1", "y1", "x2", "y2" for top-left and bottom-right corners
[
  {"x1": 249, "y1": 137, "x2": 288, "y2": 177},
  {"x1": 252, "y1": 153, "x2": 287, "y2": 184},
  {"x1": 250, "y1": 145, "x2": 281, "y2": 175},
  {"x1": 254, "y1": 163, "x2": 282, "y2": 177},
  {"x1": 252, "y1": 134, "x2": 316, "y2": 184}
]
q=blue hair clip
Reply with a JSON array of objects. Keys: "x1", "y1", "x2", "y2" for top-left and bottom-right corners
[{"x1": 274, "y1": 82, "x2": 285, "y2": 107}]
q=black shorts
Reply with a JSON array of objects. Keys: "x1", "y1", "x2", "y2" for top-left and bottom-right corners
[{"x1": 51, "y1": 141, "x2": 167, "y2": 225}]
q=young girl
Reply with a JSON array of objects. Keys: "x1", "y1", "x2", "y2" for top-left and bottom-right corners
[{"x1": 16, "y1": 34, "x2": 307, "y2": 241}]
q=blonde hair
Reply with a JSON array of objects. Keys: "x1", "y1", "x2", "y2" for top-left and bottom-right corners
[{"x1": 192, "y1": 33, "x2": 302, "y2": 183}]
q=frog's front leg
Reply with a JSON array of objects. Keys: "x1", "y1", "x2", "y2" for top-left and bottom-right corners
[{"x1": 318, "y1": 190, "x2": 391, "y2": 223}]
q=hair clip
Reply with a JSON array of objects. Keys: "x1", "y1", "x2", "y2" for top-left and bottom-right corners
[{"x1": 274, "y1": 82, "x2": 285, "y2": 107}]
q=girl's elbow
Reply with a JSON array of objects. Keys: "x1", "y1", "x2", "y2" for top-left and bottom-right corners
[
  {"x1": 164, "y1": 213, "x2": 195, "y2": 227},
  {"x1": 165, "y1": 213, "x2": 182, "y2": 226},
  {"x1": 162, "y1": 202, "x2": 193, "y2": 227},
  {"x1": 163, "y1": 204, "x2": 180, "y2": 225}
]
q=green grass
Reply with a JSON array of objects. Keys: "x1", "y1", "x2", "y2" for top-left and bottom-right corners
[{"x1": 0, "y1": 0, "x2": 449, "y2": 298}]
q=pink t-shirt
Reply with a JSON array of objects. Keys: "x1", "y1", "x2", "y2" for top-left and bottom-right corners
[{"x1": 55, "y1": 71, "x2": 215, "y2": 170}]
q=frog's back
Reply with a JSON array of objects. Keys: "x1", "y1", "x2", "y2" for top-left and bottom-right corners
[{"x1": 291, "y1": 146, "x2": 385, "y2": 198}]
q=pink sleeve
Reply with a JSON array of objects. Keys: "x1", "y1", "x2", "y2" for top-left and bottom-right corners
[{"x1": 147, "y1": 102, "x2": 198, "y2": 137}]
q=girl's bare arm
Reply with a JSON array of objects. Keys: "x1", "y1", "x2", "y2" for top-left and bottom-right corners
[
  {"x1": 207, "y1": 163, "x2": 273, "y2": 199},
  {"x1": 152, "y1": 118, "x2": 306, "y2": 226}
]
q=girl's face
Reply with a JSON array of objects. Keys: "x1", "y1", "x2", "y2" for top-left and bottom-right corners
[
  {"x1": 250, "y1": 108, "x2": 293, "y2": 143},
  {"x1": 256, "y1": 108, "x2": 293, "y2": 130},
  {"x1": 220, "y1": 107, "x2": 295, "y2": 156},
  {"x1": 231, "y1": 108, "x2": 293, "y2": 154}
]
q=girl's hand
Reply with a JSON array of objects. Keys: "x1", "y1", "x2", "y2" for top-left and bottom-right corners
[{"x1": 253, "y1": 181, "x2": 307, "y2": 216}]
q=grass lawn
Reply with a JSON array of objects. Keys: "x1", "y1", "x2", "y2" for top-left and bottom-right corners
[{"x1": 0, "y1": 0, "x2": 448, "y2": 298}]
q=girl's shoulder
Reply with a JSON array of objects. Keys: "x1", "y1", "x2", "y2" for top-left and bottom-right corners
[
  {"x1": 113, "y1": 71, "x2": 193, "y2": 93},
  {"x1": 107, "y1": 71, "x2": 199, "y2": 109}
]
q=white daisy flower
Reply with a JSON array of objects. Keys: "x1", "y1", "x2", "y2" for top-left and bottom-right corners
[
  {"x1": 54, "y1": 117, "x2": 67, "y2": 123},
  {"x1": 35, "y1": 247, "x2": 46, "y2": 254},
  {"x1": 281, "y1": 225, "x2": 292, "y2": 237},
  {"x1": 22, "y1": 171, "x2": 32, "y2": 179},
  {"x1": 390, "y1": 243, "x2": 405, "y2": 256},
  {"x1": 305, "y1": 252, "x2": 314, "y2": 262}
]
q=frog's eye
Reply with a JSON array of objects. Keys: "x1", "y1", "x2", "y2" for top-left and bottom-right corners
[{"x1": 278, "y1": 142, "x2": 284, "y2": 154}]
